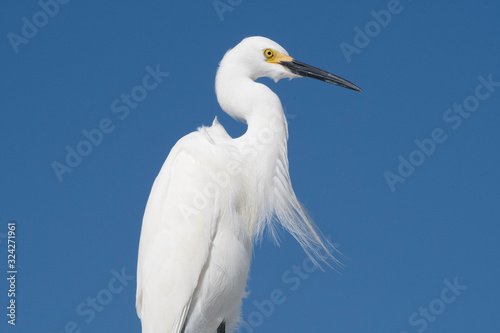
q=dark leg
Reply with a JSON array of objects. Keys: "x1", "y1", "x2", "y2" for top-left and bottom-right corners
[{"x1": 217, "y1": 321, "x2": 225, "y2": 333}]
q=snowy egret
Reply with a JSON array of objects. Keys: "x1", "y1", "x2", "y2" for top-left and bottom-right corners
[{"x1": 136, "y1": 36, "x2": 361, "y2": 333}]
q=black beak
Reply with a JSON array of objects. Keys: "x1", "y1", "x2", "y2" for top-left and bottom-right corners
[{"x1": 280, "y1": 59, "x2": 362, "y2": 92}]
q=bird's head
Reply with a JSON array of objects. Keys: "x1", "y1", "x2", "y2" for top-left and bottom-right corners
[{"x1": 220, "y1": 36, "x2": 362, "y2": 92}]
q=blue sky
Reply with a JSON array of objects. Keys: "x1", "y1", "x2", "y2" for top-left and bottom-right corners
[{"x1": 1, "y1": 0, "x2": 499, "y2": 332}]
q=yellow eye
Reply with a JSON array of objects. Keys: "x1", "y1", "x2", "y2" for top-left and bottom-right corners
[{"x1": 263, "y1": 48, "x2": 274, "y2": 59}]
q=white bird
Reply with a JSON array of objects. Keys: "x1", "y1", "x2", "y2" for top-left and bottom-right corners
[{"x1": 136, "y1": 36, "x2": 362, "y2": 333}]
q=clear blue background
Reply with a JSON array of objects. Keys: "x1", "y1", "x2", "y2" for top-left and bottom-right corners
[{"x1": 1, "y1": 0, "x2": 499, "y2": 332}]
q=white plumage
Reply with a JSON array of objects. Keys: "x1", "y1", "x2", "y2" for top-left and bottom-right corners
[{"x1": 136, "y1": 36, "x2": 361, "y2": 333}]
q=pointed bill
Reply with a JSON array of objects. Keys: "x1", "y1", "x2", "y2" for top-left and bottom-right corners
[{"x1": 280, "y1": 58, "x2": 363, "y2": 92}]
